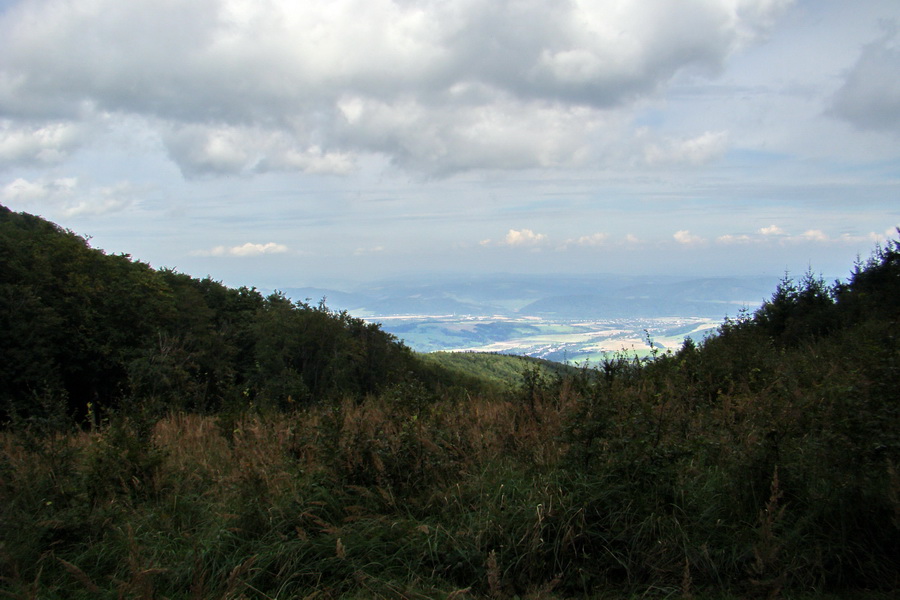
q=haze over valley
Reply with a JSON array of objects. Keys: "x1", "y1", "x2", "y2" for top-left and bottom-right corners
[{"x1": 282, "y1": 273, "x2": 781, "y2": 359}]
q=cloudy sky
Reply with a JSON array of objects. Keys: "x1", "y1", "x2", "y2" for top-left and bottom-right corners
[{"x1": 1, "y1": 0, "x2": 898, "y2": 289}]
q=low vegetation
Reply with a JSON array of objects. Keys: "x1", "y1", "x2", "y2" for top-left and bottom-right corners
[
  {"x1": 1, "y1": 205, "x2": 898, "y2": 598},
  {"x1": 419, "y1": 351, "x2": 578, "y2": 387}
]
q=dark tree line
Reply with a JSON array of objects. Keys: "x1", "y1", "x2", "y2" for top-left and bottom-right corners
[
  {"x1": 1, "y1": 205, "x2": 421, "y2": 423},
  {"x1": 559, "y1": 232, "x2": 900, "y2": 591},
  {"x1": 737, "y1": 230, "x2": 900, "y2": 346}
]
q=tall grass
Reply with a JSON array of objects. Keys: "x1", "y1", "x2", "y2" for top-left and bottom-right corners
[
  {"x1": 1, "y1": 331, "x2": 897, "y2": 598},
  {"x1": 0, "y1": 388, "x2": 572, "y2": 599}
]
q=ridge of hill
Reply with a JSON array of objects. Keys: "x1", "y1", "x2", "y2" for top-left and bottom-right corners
[
  {"x1": 0, "y1": 204, "x2": 474, "y2": 421},
  {"x1": 280, "y1": 274, "x2": 780, "y2": 320}
]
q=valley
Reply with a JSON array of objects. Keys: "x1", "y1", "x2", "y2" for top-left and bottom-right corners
[
  {"x1": 281, "y1": 272, "x2": 772, "y2": 361},
  {"x1": 374, "y1": 314, "x2": 721, "y2": 362}
]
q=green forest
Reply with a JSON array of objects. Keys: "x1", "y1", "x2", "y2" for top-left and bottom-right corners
[{"x1": 1, "y1": 204, "x2": 898, "y2": 599}]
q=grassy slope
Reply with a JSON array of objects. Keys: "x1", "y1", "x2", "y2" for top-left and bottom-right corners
[{"x1": 419, "y1": 351, "x2": 579, "y2": 388}]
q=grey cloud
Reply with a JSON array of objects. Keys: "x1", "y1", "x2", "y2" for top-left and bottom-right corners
[
  {"x1": 162, "y1": 125, "x2": 254, "y2": 176},
  {"x1": 160, "y1": 123, "x2": 354, "y2": 177},
  {"x1": 332, "y1": 93, "x2": 611, "y2": 174},
  {"x1": 830, "y1": 24, "x2": 900, "y2": 134},
  {"x1": 0, "y1": 0, "x2": 790, "y2": 175}
]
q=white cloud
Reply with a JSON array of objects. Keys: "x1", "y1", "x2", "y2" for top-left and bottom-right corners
[
  {"x1": 837, "y1": 231, "x2": 891, "y2": 244},
  {"x1": 880, "y1": 225, "x2": 900, "y2": 240},
  {"x1": 560, "y1": 232, "x2": 609, "y2": 249},
  {"x1": 353, "y1": 245, "x2": 385, "y2": 256},
  {"x1": 797, "y1": 229, "x2": 828, "y2": 242},
  {"x1": 62, "y1": 182, "x2": 136, "y2": 217},
  {"x1": 1, "y1": 176, "x2": 134, "y2": 216},
  {"x1": 2, "y1": 177, "x2": 74, "y2": 203},
  {"x1": 0, "y1": 120, "x2": 84, "y2": 166},
  {"x1": 673, "y1": 230, "x2": 705, "y2": 245},
  {"x1": 0, "y1": 0, "x2": 792, "y2": 175},
  {"x1": 711, "y1": 227, "x2": 899, "y2": 247},
  {"x1": 196, "y1": 242, "x2": 289, "y2": 257},
  {"x1": 504, "y1": 229, "x2": 547, "y2": 246},
  {"x1": 717, "y1": 234, "x2": 753, "y2": 244},
  {"x1": 759, "y1": 225, "x2": 786, "y2": 236},
  {"x1": 643, "y1": 130, "x2": 729, "y2": 166},
  {"x1": 574, "y1": 232, "x2": 609, "y2": 246}
]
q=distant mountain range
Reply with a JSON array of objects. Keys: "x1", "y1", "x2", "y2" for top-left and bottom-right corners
[{"x1": 279, "y1": 273, "x2": 783, "y2": 320}]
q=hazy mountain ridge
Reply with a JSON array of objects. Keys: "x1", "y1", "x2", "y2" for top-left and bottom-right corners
[
  {"x1": 280, "y1": 274, "x2": 781, "y2": 320},
  {"x1": 280, "y1": 275, "x2": 780, "y2": 357}
]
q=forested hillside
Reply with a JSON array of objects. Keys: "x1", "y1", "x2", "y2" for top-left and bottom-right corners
[
  {"x1": 0, "y1": 204, "x2": 477, "y2": 423},
  {"x1": 1, "y1": 206, "x2": 898, "y2": 598}
]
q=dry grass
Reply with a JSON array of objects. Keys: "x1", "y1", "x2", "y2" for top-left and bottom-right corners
[{"x1": 1, "y1": 345, "x2": 897, "y2": 599}]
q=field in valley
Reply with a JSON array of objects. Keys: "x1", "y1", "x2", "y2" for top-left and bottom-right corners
[{"x1": 375, "y1": 314, "x2": 722, "y2": 362}]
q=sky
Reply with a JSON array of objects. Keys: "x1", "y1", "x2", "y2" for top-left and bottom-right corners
[{"x1": 1, "y1": 0, "x2": 899, "y2": 290}]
